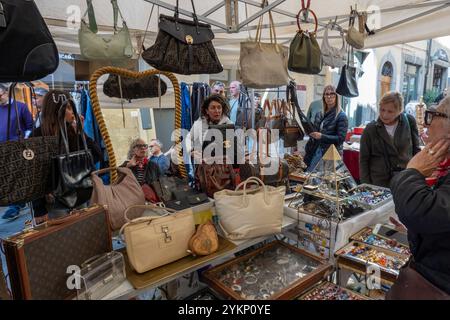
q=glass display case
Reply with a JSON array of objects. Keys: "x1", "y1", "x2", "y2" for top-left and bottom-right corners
[
  {"x1": 201, "y1": 241, "x2": 333, "y2": 300},
  {"x1": 297, "y1": 281, "x2": 369, "y2": 300}
]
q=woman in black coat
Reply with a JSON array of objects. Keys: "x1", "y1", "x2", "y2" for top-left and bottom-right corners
[
  {"x1": 359, "y1": 91, "x2": 420, "y2": 188},
  {"x1": 304, "y1": 85, "x2": 348, "y2": 171},
  {"x1": 387, "y1": 97, "x2": 450, "y2": 299}
]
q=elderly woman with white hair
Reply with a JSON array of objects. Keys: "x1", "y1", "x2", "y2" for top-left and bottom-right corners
[{"x1": 387, "y1": 97, "x2": 450, "y2": 299}]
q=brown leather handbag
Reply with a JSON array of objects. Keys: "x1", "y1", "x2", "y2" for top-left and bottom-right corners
[
  {"x1": 283, "y1": 101, "x2": 304, "y2": 147},
  {"x1": 386, "y1": 261, "x2": 450, "y2": 300},
  {"x1": 188, "y1": 221, "x2": 219, "y2": 256},
  {"x1": 90, "y1": 167, "x2": 146, "y2": 231},
  {"x1": 195, "y1": 162, "x2": 236, "y2": 198}
]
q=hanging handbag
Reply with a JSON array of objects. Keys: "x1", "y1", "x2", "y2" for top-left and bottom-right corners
[
  {"x1": 0, "y1": 0, "x2": 59, "y2": 82},
  {"x1": 286, "y1": 81, "x2": 315, "y2": 135},
  {"x1": 78, "y1": 0, "x2": 133, "y2": 60},
  {"x1": 90, "y1": 167, "x2": 146, "y2": 231},
  {"x1": 263, "y1": 99, "x2": 286, "y2": 131},
  {"x1": 346, "y1": 9, "x2": 365, "y2": 49},
  {"x1": 321, "y1": 23, "x2": 346, "y2": 68},
  {"x1": 288, "y1": 1, "x2": 322, "y2": 74},
  {"x1": 119, "y1": 205, "x2": 196, "y2": 273},
  {"x1": 103, "y1": 74, "x2": 167, "y2": 100},
  {"x1": 214, "y1": 177, "x2": 285, "y2": 240},
  {"x1": 283, "y1": 100, "x2": 304, "y2": 147},
  {"x1": 0, "y1": 84, "x2": 58, "y2": 206},
  {"x1": 188, "y1": 221, "x2": 219, "y2": 256},
  {"x1": 51, "y1": 100, "x2": 96, "y2": 209},
  {"x1": 336, "y1": 47, "x2": 359, "y2": 98},
  {"x1": 142, "y1": 0, "x2": 223, "y2": 75},
  {"x1": 239, "y1": 5, "x2": 289, "y2": 88}
]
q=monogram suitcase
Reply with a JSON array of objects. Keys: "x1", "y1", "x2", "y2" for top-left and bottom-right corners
[{"x1": 2, "y1": 205, "x2": 112, "y2": 300}]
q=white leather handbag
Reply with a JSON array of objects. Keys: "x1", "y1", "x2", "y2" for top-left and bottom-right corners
[
  {"x1": 321, "y1": 24, "x2": 346, "y2": 68},
  {"x1": 214, "y1": 177, "x2": 285, "y2": 240}
]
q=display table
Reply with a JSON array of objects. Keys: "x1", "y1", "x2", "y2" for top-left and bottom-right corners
[
  {"x1": 283, "y1": 200, "x2": 398, "y2": 260},
  {"x1": 103, "y1": 215, "x2": 297, "y2": 300}
]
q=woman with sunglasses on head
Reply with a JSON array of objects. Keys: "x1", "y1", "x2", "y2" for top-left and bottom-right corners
[
  {"x1": 305, "y1": 85, "x2": 349, "y2": 171},
  {"x1": 359, "y1": 91, "x2": 420, "y2": 187},
  {"x1": 387, "y1": 97, "x2": 450, "y2": 300},
  {"x1": 121, "y1": 138, "x2": 161, "y2": 186},
  {"x1": 31, "y1": 90, "x2": 102, "y2": 224}
]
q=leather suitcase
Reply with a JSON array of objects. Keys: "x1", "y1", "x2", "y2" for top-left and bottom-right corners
[{"x1": 2, "y1": 205, "x2": 112, "y2": 300}]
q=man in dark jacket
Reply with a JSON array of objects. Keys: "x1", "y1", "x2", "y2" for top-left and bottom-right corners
[
  {"x1": 389, "y1": 97, "x2": 450, "y2": 297},
  {"x1": 360, "y1": 92, "x2": 420, "y2": 188}
]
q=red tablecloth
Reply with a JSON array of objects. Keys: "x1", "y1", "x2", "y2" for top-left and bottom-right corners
[{"x1": 343, "y1": 149, "x2": 360, "y2": 181}]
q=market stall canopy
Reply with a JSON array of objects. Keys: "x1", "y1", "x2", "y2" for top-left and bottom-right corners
[{"x1": 37, "y1": 0, "x2": 450, "y2": 66}]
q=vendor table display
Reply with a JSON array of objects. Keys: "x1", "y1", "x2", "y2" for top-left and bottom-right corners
[
  {"x1": 298, "y1": 281, "x2": 369, "y2": 300},
  {"x1": 202, "y1": 241, "x2": 332, "y2": 300},
  {"x1": 350, "y1": 227, "x2": 410, "y2": 256}
]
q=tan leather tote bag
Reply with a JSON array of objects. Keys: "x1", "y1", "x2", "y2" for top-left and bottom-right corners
[
  {"x1": 214, "y1": 177, "x2": 285, "y2": 240},
  {"x1": 90, "y1": 167, "x2": 145, "y2": 231},
  {"x1": 119, "y1": 205, "x2": 196, "y2": 273}
]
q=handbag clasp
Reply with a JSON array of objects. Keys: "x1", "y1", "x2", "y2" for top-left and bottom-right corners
[
  {"x1": 161, "y1": 225, "x2": 172, "y2": 243},
  {"x1": 185, "y1": 35, "x2": 193, "y2": 44}
]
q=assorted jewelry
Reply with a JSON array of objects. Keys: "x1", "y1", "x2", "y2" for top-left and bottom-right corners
[
  {"x1": 340, "y1": 199, "x2": 366, "y2": 220},
  {"x1": 353, "y1": 228, "x2": 411, "y2": 256},
  {"x1": 300, "y1": 282, "x2": 366, "y2": 300},
  {"x1": 341, "y1": 243, "x2": 408, "y2": 274},
  {"x1": 213, "y1": 245, "x2": 320, "y2": 300},
  {"x1": 349, "y1": 185, "x2": 392, "y2": 208}
]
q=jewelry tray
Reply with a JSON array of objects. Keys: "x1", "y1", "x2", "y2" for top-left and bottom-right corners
[
  {"x1": 201, "y1": 240, "x2": 333, "y2": 300},
  {"x1": 297, "y1": 281, "x2": 369, "y2": 300},
  {"x1": 350, "y1": 227, "x2": 411, "y2": 257}
]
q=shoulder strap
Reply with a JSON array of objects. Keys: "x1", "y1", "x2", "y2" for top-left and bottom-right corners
[{"x1": 83, "y1": 0, "x2": 98, "y2": 33}]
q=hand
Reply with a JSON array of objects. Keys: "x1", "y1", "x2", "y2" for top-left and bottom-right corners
[
  {"x1": 389, "y1": 217, "x2": 407, "y2": 233},
  {"x1": 127, "y1": 156, "x2": 137, "y2": 167},
  {"x1": 407, "y1": 139, "x2": 450, "y2": 177},
  {"x1": 309, "y1": 132, "x2": 322, "y2": 140}
]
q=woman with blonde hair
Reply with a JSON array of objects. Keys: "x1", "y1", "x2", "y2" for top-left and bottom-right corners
[
  {"x1": 360, "y1": 91, "x2": 420, "y2": 187},
  {"x1": 305, "y1": 85, "x2": 349, "y2": 171}
]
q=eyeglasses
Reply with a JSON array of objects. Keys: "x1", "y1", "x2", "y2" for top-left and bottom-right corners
[
  {"x1": 135, "y1": 144, "x2": 148, "y2": 149},
  {"x1": 424, "y1": 110, "x2": 448, "y2": 125},
  {"x1": 324, "y1": 93, "x2": 336, "y2": 97}
]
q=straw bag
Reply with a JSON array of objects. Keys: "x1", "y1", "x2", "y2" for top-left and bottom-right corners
[
  {"x1": 119, "y1": 205, "x2": 195, "y2": 273},
  {"x1": 214, "y1": 177, "x2": 285, "y2": 240}
]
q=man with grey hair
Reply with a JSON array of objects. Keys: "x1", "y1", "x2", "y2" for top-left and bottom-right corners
[
  {"x1": 211, "y1": 81, "x2": 225, "y2": 97},
  {"x1": 228, "y1": 80, "x2": 241, "y2": 124},
  {"x1": 149, "y1": 138, "x2": 170, "y2": 174}
]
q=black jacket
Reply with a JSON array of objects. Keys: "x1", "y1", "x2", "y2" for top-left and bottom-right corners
[
  {"x1": 391, "y1": 169, "x2": 450, "y2": 294},
  {"x1": 120, "y1": 160, "x2": 161, "y2": 185},
  {"x1": 304, "y1": 108, "x2": 348, "y2": 166},
  {"x1": 360, "y1": 113, "x2": 420, "y2": 187}
]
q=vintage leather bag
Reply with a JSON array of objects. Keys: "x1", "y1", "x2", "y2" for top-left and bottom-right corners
[
  {"x1": 0, "y1": 0, "x2": 59, "y2": 82},
  {"x1": 188, "y1": 221, "x2": 219, "y2": 256},
  {"x1": 288, "y1": 4, "x2": 322, "y2": 74},
  {"x1": 78, "y1": 0, "x2": 133, "y2": 60},
  {"x1": 336, "y1": 47, "x2": 359, "y2": 98},
  {"x1": 51, "y1": 100, "x2": 95, "y2": 209},
  {"x1": 119, "y1": 205, "x2": 196, "y2": 273},
  {"x1": 282, "y1": 100, "x2": 304, "y2": 147},
  {"x1": 240, "y1": 7, "x2": 289, "y2": 88},
  {"x1": 103, "y1": 74, "x2": 168, "y2": 100},
  {"x1": 346, "y1": 9, "x2": 365, "y2": 49},
  {"x1": 214, "y1": 177, "x2": 285, "y2": 240},
  {"x1": 262, "y1": 99, "x2": 286, "y2": 131},
  {"x1": 142, "y1": 0, "x2": 223, "y2": 75},
  {"x1": 90, "y1": 167, "x2": 146, "y2": 231},
  {"x1": 2, "y1": 205, "x2": 112, "y2": 300},
  {"x1": 321, "y1": 23, "x2": 346, "y2": 68},
  {"x1": 286, "y1": 80, "x2": 315, "y2": 134},
  {"x1": 195, "y1": 162, "x2": 236, "y2": 198},
  {"x1": 0, "y1": 84, "x2": 58, "y2": 206}
]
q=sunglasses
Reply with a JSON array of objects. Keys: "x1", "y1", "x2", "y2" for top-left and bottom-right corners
[
  {"x1": 135, "y1": 144, "x2": 148, "y2": 149},
  {"x1": 424, "y1": 110, "x2": 448, "y2": 125}
]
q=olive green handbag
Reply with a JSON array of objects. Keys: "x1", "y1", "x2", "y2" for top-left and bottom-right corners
[
  {"x1": 288, "y1": 3, "x2": 322, "y2": 74},
  {"x1": 78, "y1": 0, "x2": 133, "y2": 60}
]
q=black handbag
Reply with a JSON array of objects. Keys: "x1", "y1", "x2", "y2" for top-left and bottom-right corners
[
  {"x1": 142, "y1": 0, "x2": 223, "y2": 75},
  {"x1": 103, "y1": 74, "x2": 168, "y2": 100},
  {"x1": 336, "y1": 47, "x2": 359, "y2": 98},
  {"x1": 0, "y1": 0, "x2": 59, "y2": 82},
  {"x1": 51, "y1": 100, "x2": 95, "y2": 209},
  {"x1": 0, "y1": 83, "x2": 58, "y2": 206}
]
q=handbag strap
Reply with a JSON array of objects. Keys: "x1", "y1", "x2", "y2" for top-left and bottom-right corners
[
  {"x1": 175, "y1": 0, "x2": 200, "y2": 29},
  {"x1": 123, "y1": 204, "x2": 177, "y2": 223},
  {"x1": 236, "y1": 176, "x2": 270, "y2": 206},
  {"x1": 296, "y1": 5, "x2": 318, "y2": 34},
  {"x1": 83, "y1": 0, "x2": 98, "y2": 33},
  {"x1": 6, "y1": 83, "x2": 21, "y2": 141}
]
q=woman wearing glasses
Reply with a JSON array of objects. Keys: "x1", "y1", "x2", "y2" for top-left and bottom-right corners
[
  {"x1": 387, "y1": 97, "x2": 450, "y2": 299},
  {"x1": 304, "y1": 85, "x2": 349, "y2": 171},
  {"x1": 359, "y1": 91, "x2": 420, "y2": 187}
]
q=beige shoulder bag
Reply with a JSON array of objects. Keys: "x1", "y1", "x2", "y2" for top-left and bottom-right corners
[{"x1": 119, "y1": 205, "x2": 195, "y2": 273}]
